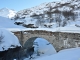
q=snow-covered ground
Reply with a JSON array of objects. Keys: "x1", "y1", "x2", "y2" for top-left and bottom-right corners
[
  {"x1": 24, "y1": 46, "x2": 80, "y2": 60},
  {"x1": 34, "y1": 47, "x2": 80, "y2": 60},
  {"x1": 33, "y1": 38, "x2": 56, "y2": 55}
]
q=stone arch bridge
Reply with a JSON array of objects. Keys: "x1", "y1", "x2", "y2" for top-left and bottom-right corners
[{"x1": 12, "y1": 30, "x2": 80, "y2": 51}]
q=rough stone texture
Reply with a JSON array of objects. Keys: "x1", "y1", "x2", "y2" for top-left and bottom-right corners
[{"x1": 13, "y1": 30, "x2": 80, "y2": 51}]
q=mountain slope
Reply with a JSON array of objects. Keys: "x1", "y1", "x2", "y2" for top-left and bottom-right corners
[
  {"x1": 13, "y1": 0, "x2": 80, "y2": 28},
  {"x1": 15, "y1": 0, "x2": 80, "y2": 18},
  {"x1": 0, "y1": 8, "x2": 16, "y2": 18}
]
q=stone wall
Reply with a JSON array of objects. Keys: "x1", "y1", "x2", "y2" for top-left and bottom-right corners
[{"x1": 12, "y1": 30, "x2": 80, "y2": 51}]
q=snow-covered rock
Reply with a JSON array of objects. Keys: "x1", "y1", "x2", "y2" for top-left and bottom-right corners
[{"x1": 0, "y1": 28, "x2": 21, "y2": 51}]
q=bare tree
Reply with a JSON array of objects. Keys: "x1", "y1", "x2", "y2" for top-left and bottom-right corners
[
  {"x1": 46, "y1": 4, "x2": 54, "y2": 23},
  {"x1": 62, "y1": 11, "x2": 75, "y2": 21},
  {"x1": 62, "y1": 20, "x2": 67, "y2": 27},
  {"x1": 55, "y1": 13, "x2": 62, "y2": 27}
]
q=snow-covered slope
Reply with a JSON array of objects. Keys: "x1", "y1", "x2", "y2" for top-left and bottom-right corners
[
  {"x1": 0, "y1": 16, "x2": 25, "y2": 29},
  {"x1": 0, "y1": 8, "x2": 16, "y2": 18},
  {"x1": 13, "y1": 0, "x2": 80, "y2": 28},
  {"x1": 0, "y1": 28, "x2": 21, "y2": 51}
]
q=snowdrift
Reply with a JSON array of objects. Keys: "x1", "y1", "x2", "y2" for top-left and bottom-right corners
[{"x1": 0, "y1": 28, "x2": 21, "y2": 51}]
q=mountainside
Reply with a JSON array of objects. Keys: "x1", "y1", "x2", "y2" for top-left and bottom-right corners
[
  {"x1": 0, "y1": 8, "x2": 16, "y2": 18},
  {"x1": 13, "y1": 0, "x2": 80, "y2": 28}
]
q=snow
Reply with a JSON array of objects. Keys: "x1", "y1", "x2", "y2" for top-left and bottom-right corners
[
  {"x1": 34, "y1": 47, "x2": 80, "y2": 60},
  {"x1": 55, "y1": 26, "x2": 80, "y2": 33},
  {"x1": 0, "y1": 16, "x2": 25, "y2": 29},
  {"x1": 0, "y1": 8, "x2": 16, "y2": 18},
  {"x1": 23, "y1": 47, "x2": 80, "y2": 60},
  {"x1": 0, "y1": 28, "x2": 21, "y2": 51},
  {"x1": 8, "y1": 9, "x2": 16, "y2": 18},
  {"x1": 7, "y1": 25, "x2": 80, "y2": 33},
  {"x1": 58, "y1": 6, "x2": 72, "y2": 11},
  {"x1": 33, "y1": 38, "x2": 56, "y2": 56},
  {"x1": 24, "y1": 18, "x2": 37, "y2": 25}
]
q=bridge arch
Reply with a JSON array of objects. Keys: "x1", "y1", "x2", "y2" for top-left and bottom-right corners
[
  {"x1": 23, "y1": 37, "x2": 54, "y2": 49},
  {"x1": 23, "y1": 37, "x2": 57, "y2": 55}
]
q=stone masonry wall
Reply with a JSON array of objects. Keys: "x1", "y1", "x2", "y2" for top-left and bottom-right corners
[{"x1": 12, "y1": 30, "x2": 80, "y2": 51}]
